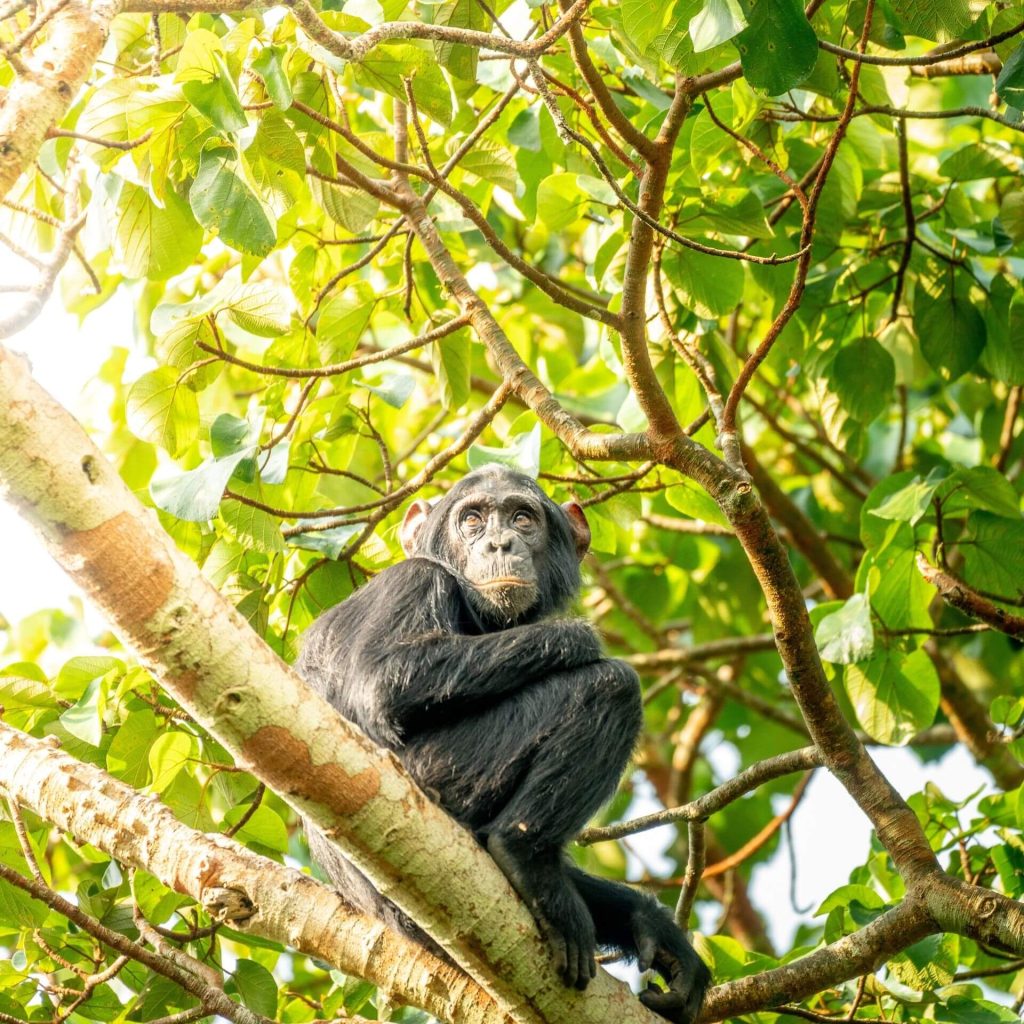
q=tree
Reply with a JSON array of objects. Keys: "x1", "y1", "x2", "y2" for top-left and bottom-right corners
[{"x1": 0, "y1": 0, "x2": 1023, "y2": 1021}]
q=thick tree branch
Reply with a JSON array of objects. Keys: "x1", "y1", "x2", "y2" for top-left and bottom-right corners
[
  {"x1": 0, "y1": 721, "x2": 510, "y2": 1024},
  {"x1": 0, "y1": 0, "x2": 120, "y2": 201},
  {"x1": 917, "y1": 554, "x2": 1024, "y2": 639}
]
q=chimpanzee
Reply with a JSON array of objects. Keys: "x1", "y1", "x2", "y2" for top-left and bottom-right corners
[{"x1": 298, "y1": 463, "x2": 709, "y2": 1023}]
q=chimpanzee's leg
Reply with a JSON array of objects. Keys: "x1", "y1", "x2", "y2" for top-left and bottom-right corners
[{"x1": 402, "y1": 657, "x2": 642, "y2": 989}]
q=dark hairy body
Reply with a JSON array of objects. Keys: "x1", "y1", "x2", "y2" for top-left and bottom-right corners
[{"x1": 298, "y1": 464, "x2": 709, "y2": 1022}]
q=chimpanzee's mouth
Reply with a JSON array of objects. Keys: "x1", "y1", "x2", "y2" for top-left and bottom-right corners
[{"x1": 481, "y1": 576, "x2": 532, "y2": 587}]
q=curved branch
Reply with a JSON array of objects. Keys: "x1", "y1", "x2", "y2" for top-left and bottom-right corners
[{"x1": 916, "y1": 554, "x2": 1024, "y2": 639}]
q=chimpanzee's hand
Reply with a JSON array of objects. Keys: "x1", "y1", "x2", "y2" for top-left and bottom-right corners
[
  {"x1": 632, "y1": 906, "x2": 711, "y2": 1024},
  {"x1": 537, "y1": 880, "x2": 597, "y2": 990},
  {"x1": 487, "y1": 834, "x2": 597, "y2": 990}
]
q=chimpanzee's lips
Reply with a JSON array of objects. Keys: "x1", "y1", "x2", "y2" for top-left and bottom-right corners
[{"x1": 480, "y1": 577, "x2": 532, "y2": 587}]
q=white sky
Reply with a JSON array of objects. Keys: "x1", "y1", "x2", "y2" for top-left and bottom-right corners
[{"x1": 0, "y1": 252, "x2": 994, "y2": 957}]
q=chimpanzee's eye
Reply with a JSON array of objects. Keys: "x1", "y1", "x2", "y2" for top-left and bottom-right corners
[
  {"x1": 512, "y1": 509, "x2": 534, "y2": 528},
  {"x1": 461, "y1": 509, "x2": 483, "y2": 529}
]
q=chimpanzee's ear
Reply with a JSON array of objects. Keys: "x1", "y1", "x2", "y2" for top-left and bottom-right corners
[
  {"x1": 400, "y1": 499, "x2": 433, "y2": 556},
  {"x1": 560, "y1": 501, "x2": 591, "y2": 561}
]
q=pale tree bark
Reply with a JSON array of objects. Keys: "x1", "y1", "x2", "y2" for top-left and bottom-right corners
[{"x1": 0, "y1": 721, "x2": 511, "y2": 1024}]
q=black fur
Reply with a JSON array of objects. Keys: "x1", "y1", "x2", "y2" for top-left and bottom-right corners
[{"x1": 298, "y1": 465, "x2": 710, "y2": 1022}]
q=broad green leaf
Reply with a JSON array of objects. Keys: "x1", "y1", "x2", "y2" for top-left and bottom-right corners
[
  {"x1": 828, "y1": 338, "x2": 895, "y2": 425},
  {"x1": 536, "y1": 173, "x2": 589, "y2": 232},
  {"x1": 814, "y1": 593, "x2": 874, "y2": 664},
  {"x1": 998, "y1": 191, "x2": 1024, "y2": 243},
  {"x1": 78, "y1": 79, "x2": 186, "y2": 144},
  {"x1": 58, "y1": 678, "x2": 104, "y2": 746},
  {"x1": 106, "y1": 709, "x2": 158, "y2": 787},
  {"x1": 663, "y1": 246, "x2": 744, "y2": 318},
  {"x1": 0, "y1": 674, "x2": 52, "y2": 709},
  {"x1": 936, "y1": 997, "x2": 1023, "y2": 1024},
  {"x1": 959, "y1": 512, "x2": 1024, "y2": 600},
  {"x1": 981, "y1": 290, "x2": 1024, "y2": 385},
  {"x1": 113, "y1": 185, "x2": 203, "y2": 281},
  {"x1": 148, "y1": 731, "x2": 197, "y2": 792},
  {"x1": 844, "y1": 648, "x2": 939, "y2": 746},
  {"x1": 914, "y1": 288, "x2": 986, "y2": 382},
  {"x1": 190, "y1": 148, "x2": 276, "y2": 257},
  {"x1": 251, "y1": 45, "x2": 293, "y2": 110},
  {"x1": 221, "y1": 499, "x2": 285, "y2": 555},
  {"x1": 816, "y1": 884, "x2": 885, "y2": 915},
  {"x1": 182, "y1": 60, "x2": 247, "y2": 133},
  {"x1": 888, "y1": 933, "x2": 959, "y2": 989},
  {"x1": 888, "y1": 0, "x2": 970, "y2": 43},
  {"x1": 621, "y1": 0, "x2": 668, "y2": 52},
  {"x1": 310, "y1": 178, "x2": 380, "y2": 233},
  {"x1": 151, "y1": 445, "x2": 256, "y2": 522},
  {"x1": 211, "y1": 412, "x2": 257, "y2": 457},
  {"x1": 664, "y1": 480, "x2": 731, "y2": 528},
  {"x1": 290, "y1": 522, "x2": 363, "y2": 558},
  {"x1": 230, "y1": 960, "x2": 278, "y2": 1017},
  {"x1": 222, "y1": 804, "x2": 289, "y2": 851},
  {"x1": 733, "y1": 0, "x2": 817, "y2": 95},
  {"x1": 356, "y1": 373, "x2": 416, "y2": 408},
  {"x1": 352, "y1": 44, "x2": 451, "y2": 126},
  {"x1": 225, "y1": 283, "x2": 291, "y2": 337},
  {"x1": 433, "y1": 329, "x2": 471, "y2": 410},
  {"x1": 869, "y1": 473, "x2": 943, "y2": 526},
  {"x1": 942, "y1": 467, "x2": 1020, "y2": 519},
  {"x1": 468, "y1": 425, "x2": 542, "y2": 478},
  {"x1": 690, "y1": 0, "x2": 747, "y2": 52},
  {"x1": 455, "y1": 142, "x2": 517, "y2": 192},
  {"x1": 939, "y1": 141, "x2": 1020, "y2": 181},
  {"x1": 433, "y1": 0, "x2": 487, "y2": 81},
  {"x1": 126, "y1": 368, "x2": 200, "y2": 457},
  {"x1": 317, "y1": 291, "x2": 374, "y2": 360}
]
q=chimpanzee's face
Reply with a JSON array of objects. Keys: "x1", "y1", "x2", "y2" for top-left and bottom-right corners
[{"x1": 448, "y1": 477, "x2": 549, "y2": 620}]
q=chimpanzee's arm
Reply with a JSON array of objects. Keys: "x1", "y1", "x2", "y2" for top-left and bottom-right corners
[{"x1": 303, "y1": 559, "x2": 602, "y2": 742}]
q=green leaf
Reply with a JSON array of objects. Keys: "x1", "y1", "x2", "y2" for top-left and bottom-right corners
[
  {"x1": 938, "y1": 140, "x2": 1020, "y2": 181},
  {"x1": 663, "y1": 246, "x2": 744, "y2": 319},
  {"x1": 113, "y1": 185, "x2": 203, "y2": 281},
  {"x1": 828, "y1": 338, "x2": 895, "y2": 425},
  {"x1": 290, "y1": 522, "x2": 363, "y2": 559},
  {"x1": 959, "y1": 513, "x2": 1024, "y2": 601},
  {"x1": 0, "y1": 674, "x2": 53, "y2": 709},
  {"x1": 981, "y1": 290, "x2": 1024, "y2": 385},
  {"x1": 888, "y1": 0, "x2": 970, "y2": 44},
  {"x1": 621, "y1": 0, "x2": 668, "y2": 52},
  {"x1": 151, "y1": 445, "x2": 256, "y2": 522},
  {"x1": 733, "y1": 0, "x2": 817, "y2": 95},
  {"x1": 106, "y1": 709, "x2": 158, "y2": 787},
  {"x1": 844, "y1": 648, "x2": 939, "y2": 746},
  {"x1": 352, "y1": 44, "x2": 451, "y2": 126},
  {"x1": 356, "y1": 373, "x2": 416, "y2": 408},
  {"x1": 888, "y1": 933, "x2": 959, "y2": 989},
  {"x1": 148, "y1": 731, "x2": 197, "y2": 792},
  {"x1": 869, "y1": 471, "x2": 943, "y2": 526},
  {"x1": 468, "y1": 425, "x2": 542, "y2": 478},
  {"x1": 221, "y1": 499, "x2": 285, "y2": 554},
  {"x1": 998, "y1": 190, "x2": 1024, "y2": 243},
  {"x1": 317, "y1": 290, "x2": 375, "y2": 361},
  {"x1": 230, "y1": 960, "x2": 278, "y2": 1017},
  {"x1": 536, "y1": 173, "x2": 589, "y2": 232},
  {"x1": 814, "y1": 593, "x2": 874, "y2": 664},
  {"x1": 225, "y1": 283, "x2": 291, "y2": 337},
  {"x1": 816, "y1": 883, "x2": 885, "y2": 915},
  {"x1": 182, "y1": 56, "x2": 247, "y2": 133},
  {"x1": 58, "y1": 678, "x2": 104, "y2": 747},
  {"x1": 433, "y1": 329, "x2": 471, "y2": 410},
  {"x1": 936, "y1": 997, "x2": 1023, "y2": 1024},
  {"x1": 190, "y1": 148, "x2": 276, "y2": 257},
  {"x1": 310, "y1": 178, "x2": 380, "y2": 233},
  {"x1": 251, "y1": 45, "x2": 293, "y2": 110},
  {"x1": 222, "y1": 804, "x2": 289, "y2": 851},
  {"x1": 914, "y1": 287, "x2": 986, "y2": 382},
  {"x1": 433, "y1": 0, "x2": 487, "y2": 80},
  {"x1": 690, "y1": 0, "x2": 747, "y2": 52},
  {"x1": 126, "y1": 368, "x2": 201, "y2": 457}
]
